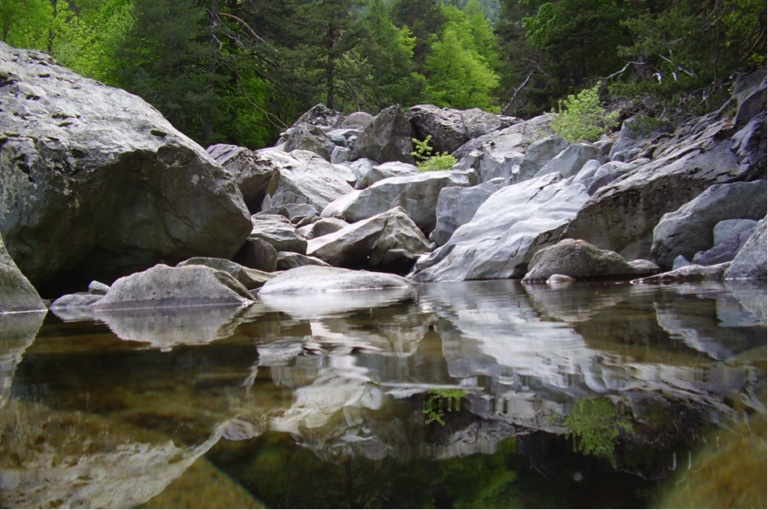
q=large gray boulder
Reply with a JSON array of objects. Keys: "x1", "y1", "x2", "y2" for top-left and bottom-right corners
[
  {"x1": 522, "y1": 239, "x2": 659, "y2": 282},
  {"x1": 452, "y1": 114, "x2": 553, "y2": 183},
  {"x1": 276, "y1": 104, "x2": 340, "y2": 146},
  {"x1": 324, "y1": 170, "x2": 475, "y2": 235},
  {"x1": 276, "y1": 252, "x2": 331, "y2": 271},
  {"x1": 608, "y1": 116, "x2": 667, "y2": 162},
  {"x1": 432, "y1": 181, "x2": 501, "y2": 246},
  {"x1": 233, "y1": 237, "x2": 277, "y2": 272},
  {"x1": 692, "y1": 227, "x2": 755, "y2": 266},
  {"x1": 632, "y1": 262, "x2": 732, "y2": 284},
  {"x1": 565, "y1": 109, "x2": 766, "y2": 262},
  {"x1": 93, "y1": 264, "x2": 254, "y2": 310},
  {"x1": 308, "y1": 207, "x2": 432, "y2": 272},
  {"x1": 517, "y1": 135, "x2": 570, "y2": 181},
  {"x1": 283, "y1": 124, "x2": 336, "y2": 161},
  {"x1": 1, "y1": 233, "x2": 46, "y2": 314},
  {"x1": 408, "y1": 104, "x2": 518, "y2": 155},
  {"x1": 713, "y1": 219, "x2": 758, "y2": 245},
  {"x1": 298, "y1": 218, "x2": 349, "y2": 240},
  {"x1": 651, "y1": 180, "x2": 766, "y2": 269},
  {"x1": 177, "y1": 257, "x2": 274, "y2": 290},
  {"x1": 258, "y1": 265, "x2": 413, "y2": 295},
  {"x1": 724, "y1": 218, "x2": 767, "y2": 280},
  {"x1": 206, "y1": 144, "x2": 276, "y2": 213},
  {"x1": 355, "y1": 161, "x2": 419, "y2": 189},
  {"x1": 248, "y1": 215, "x2": 308, "y2": 254},
  {"x1": 730, "y1": 68, "x2": 766, "y2": 129},
  {"x1": 0, "y1": 43, "x2": 252, "y2": 287},
  {"x1": 350, "y1": 106, "x2": 415, "y2": 164},
  {"x1": 408, "y1": 173, "x2": 590, "y2": 282},
  {"x1": 535, "y1": 143, "x2": 602, "y2": 179}
]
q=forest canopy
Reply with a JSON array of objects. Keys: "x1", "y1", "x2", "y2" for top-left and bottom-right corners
[{"x1": 2, "y1": 0, "x2": 765, "y2": 149}]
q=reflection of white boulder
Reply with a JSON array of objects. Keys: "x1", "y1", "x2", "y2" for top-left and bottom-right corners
[
  {"x1": 0, "y1": 312, "x2": 45, "y2": 409},
  {"x1": 260, "y1": 285, "x2": 415, "y2": 319}
]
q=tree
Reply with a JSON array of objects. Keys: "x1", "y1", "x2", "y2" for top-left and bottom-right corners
[
  {"x1": 1, "y1": 0, "x2": 52, "y2": 49},
  {"x1": 391, "y1": 0, "x2": 447, "y2": 70}
]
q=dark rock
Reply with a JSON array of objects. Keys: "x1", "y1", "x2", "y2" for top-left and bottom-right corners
[
  {"x1": 0, "y1": 232, "x2": 46, "y2": 314},
  {"x1": 283, "y1": 124, "x2": 336, "y2": 161},
  {"x1": 432, "y1": 182, "x2": 499, "y2": 246},
  {"x1": 233, "y1": 237, "x2": 278, "y2": 272},
  {"x1": 276, "y1": 252, "x2": 331, "y2": 270},
  {"x1": 206, "y1": 144, "x2": 277, "y2": 213},
  {"x1": 692, "y1": 228, "x2": 755, "y2": 266},
  {"x1": 350, "y1": 106, "x2": 415, "y2": 164}
]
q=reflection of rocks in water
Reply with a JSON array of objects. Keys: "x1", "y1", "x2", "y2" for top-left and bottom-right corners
[
  {"x1": 0, "y1": 312, "x2": 45, "y2": 410},
  {"x1": 522, "y1": 282, "x2": 651, "y2": 323},
  {"x1": 726, "y1": 280, "x2": 767, "y2": 326},
  {"x1": 259, "y1": 286, "x2": 415, "y2": 319},
  {"x1": 97, "y1": 304, "x2": 267, "y2": 350},
  {"x1": 0, "y1": 400, "x2": 227, "y2": 508},
  {"x1": 425, "y1": 411, "x2": 530, "y2": 460}
]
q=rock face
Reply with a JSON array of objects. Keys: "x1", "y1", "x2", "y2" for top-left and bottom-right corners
[
  {"x1": 692, "y1": 227, "x2": 755, "y2": 266},
  {"x1": 407, "y1": 104, "x2": 518, "y2": 155},
  {"x1": 258, "y1": 266, "x2": 414, "y2": 295},
  {"x1": 432, "y1": 181, "x2": 500, "y2": 246},
  {"x1": 326, "y1": 170, "x2": 475, "y2": 234},
  {"x1": 725, "y1": 218, "x2": 767, "y2": 280},
  {"x1": 565, "y1": 108, "x2": 766, "y2": 262},
  {"x1": 298, "y1": 218, "x2": 349, "y2": 240},
  {"x1": 350, "y1": 106, "x2": 415, "y2": 164},
  {"x1": 248, "y1": 215, "x2": 308, "y2": 254},
  {"x1": 522, "y1": 239, "x2": 659, "y2": 282},
  {"x1": 206, "y1": 144, "x2": 279, "y2": 213},
  {"x1": 257, "y1": 149, "x2": 355, "y2": 211},
  {"x1": 355, "y1": 161, "x2": 419, "y2": 189},
  {"x1": 93, "y1": 264, "x2": 254, "y2": 310},
  {"x1": 233, "y1": 237, "x2": 277, "y2": 272},
  {"x1": 0, "y1": 233, "x2": 47, "y2": 314},
  {"x1": 275, "y1": 252, "x2": 331, "y2": 270},
  {"x1": 308, "y1": 207, "x2": 432, "y2": 273},
  {"x1": 0, "y1": 43, "x2": 252, "y2": 287},
  {"x1": 283, "y1": 124, "x2": 336, "y2": 160},
  {"x1": 535, "y1": 143, "x2": 602, "y2": 179},
  {"x1": 713, "y1": 219, "x2": 758, "y2": 245},
  {"x1": 651, "y1": 180, "x2": 767, "y2": 269},
  {"x1": 177, "y1": 257, "x2": 273, "y2": 290},
  {"x1": 517, "y1": 135, "x2": 570, "y2": 181},
  {"x1": 409, "y1": 173, "x2": 590, "y2": 282}
]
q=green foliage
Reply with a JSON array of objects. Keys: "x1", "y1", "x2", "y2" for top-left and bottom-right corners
[
  {"x1": 562, "y1": 397, "x2": 634, "y2": 466},
  {"x1": 422, "y1": 388, "x2": 467, "y2": 425},
  {"x1": 551, "y1": 83, "x2": 619, "y2": 143},
  {"x1": 411, "y1": 136, "x2": 458, "y2": 172}
]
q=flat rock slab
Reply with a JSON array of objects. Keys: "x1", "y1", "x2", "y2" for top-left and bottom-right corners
[
  {"x1": 258, "y1": 266, "x2": 414, "y2": 295},
  {"x1": 632, "y1": 263, "x2": 731, "y2": 284}
]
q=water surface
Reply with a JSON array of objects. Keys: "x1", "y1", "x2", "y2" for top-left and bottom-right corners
[{"x1": 1, "y1": 281, "x2": 765, "y2": 508}]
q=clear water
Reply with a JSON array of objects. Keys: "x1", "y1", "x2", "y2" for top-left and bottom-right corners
[{"x1": 1, "y1": 280, "x2": 765, "y2": 508}]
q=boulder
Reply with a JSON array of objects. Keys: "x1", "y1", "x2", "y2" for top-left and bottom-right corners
[
  {"x1": 283, "y1": 203, "x2": 320, "y2": 224},
  {"x1": 565, "y1": 109, "x2": 766, "y2": 262},
  {"x1": 206, "y1": 144, "x2": 277, "y2": 213},
  {"x1": 608, "y1": 116, "x2": 668, "y2": 162},
  {"x1": 49, "y1": 292, "x2": 104, "y2": 311},
  {"x1": 692, "y1": 228, "x2": 755, "y2": 266},
  {"x1": 177, "y1": 257, "x2": 274, "y2": 290},
  {"x1": 651, "y1": 180, "x2": 767, "y2": 269},
  {"x1": 408, "y1": 173, "x2": 590, "y2": 282},
  {"x1": 248, "y1": 215, "x2": 308, "y2": 254},
  {"x1": 283, "y1": 124, "x2": 336, "y2": 161},
  {"x1": 93, "y1": 264, "x2": 254, "y2": 310},
  {"x1": 308, "y1": 207, "x2": 432, "y2": 273},
  {"x1": 88, "y1": 281, "x2": 111, "y2": 295},
  {"x1": 0, "y1": 43, "x2": 252, "y2": 288},
  {"x1": 713, "y1": 219, "x2": 758, "y2": 245},
  {"x1": 731, "y1": 68, "x2": 767, "y2": 129},
  {"x1": 521, "y1": 239, "x2": 659, "y2": 282},
  {"x1": 0, "y1": 232, "x2": 46, "y2": 314},
  {"x1": 331, "y1": 146, "x2": 351, "y2": 164},
  {"x1": 535, "y1": 143, "x2": 602, "y2": 179},
  {"x1": 517, "y1": 135, "x2": 570, "y2": 181},
  {"x1": 355, "y1": 161, "x2": 419, "y2": 189},
  {"x1": 350, "y1": 106, "x2": 415, "y2": 164},
  {"x1": 573, "y1": 159, "x2": 602, "y2": 184},
  {"x1": 326, "y1": 170, "x2": 475, "y2": 234},
  {"x1": 276, "y1": 252, "x2": 331, "y2": 270},
  {"x1": 724, "y1": 218, "x2": 767, "y2": 280},
  {"x1": 277, "y1": 104, "x2": 340, "y2": 146},
  {"x1": 258, "y1": 149, "x2": 355, "y2": 212},
  {"x1": 407, "y1": 104, "x2": 518, "y2": 155},
  {"x1": 258, "y1": 265, "x2": 414, "y2": 295},
  {"x1": 233, "y1": 237, "x2": 278, "y2": 272},
  {"x1": 432, "y1": 182, "x2": 500, "y2": 246},
  {"x1": 337, "y1": 111, "x2": 374, "y2": 129},
  {"x1": 631, "y1": 263, "x2": 731, "y2": 285},
  {"x1": 298, "y1": 218, "x2": 349, "y2": 240}
]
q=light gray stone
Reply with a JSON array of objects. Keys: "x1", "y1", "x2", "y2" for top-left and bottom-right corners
[
  {"x1": 249, "y1": 215, "x2": 308, "y2": 254},
  {"x1": 725, "y1": 218, "x2": 767, "y2": 280},
  {"x1": 327, "y1": 170, "x2": 475, "y2": 234},
  {"x1": 331, "y1": 146, "x2": 351, "y2": 164},
  {"x1": 518, "y1": 135, "x2": 570, "y2": 181},
  {"x1": 432, "y1": 183, "x2": 497, "y2": 246},
  {"x1": 652, "y1": 180, "x2": 767, "y2": 269},
  {"x1": 276, "y1": 252, "x2": 331, "y2": 271},
  {"x1": 573, "y1": 159, "x2": 602, "y2": 184},
  {"x1": 0, "y1": 43, "x2": 252, "y2": 287},
  {"x1": 0, "y1": 232, "x2": 46, "y2": 314},
  {"x1": 673, "y1": 255, "x2": 692, "y2": 270},
  {"x1": 259, "y1": 265, "x2": 413, "y2": 295},
  {"x1": 408, "y1": 173, "x2": 590, "y2": 282},
  {"x1": 88, "y1": 281, "x2": 111, "y2": 295},
  {"x1": 93, "y1": 264, "x2": 254, "y2": 310},
  {"x1": 350, "y1": 106, "x2": 415, "y2": 164},
  {"x1": 631, "y1": 263, "x2": 731, "y2": 284},
  {"x1": 337, "y1": 111, "x2": 374, "y2": 129},
  {"x1": 177, "y1": 257, "x2": 274, "y2": 290},
  {"x1": 535, "y1": 143, "x2": 602, "y2": 179},
  {"x1": 609, "y1": 116, "x2": 667, "y2": 162},
  {"x1": 298, "y1": 218, "x2": 349, "y2": 240},
  {"x1": 50, "y1": 292, "x2": 104, "y2": 311},
  {"x1": 206, "y1": 144, "x2": 277, "y2": 213},
  {"x1": 355, "y1": 161, "x2": 419, "y2": 189},
  {"x1": 713, "y1": 219, "x2": 758, "y2": 245},
  {"x1": 522, "y1": 239, "x2": 658, "y2": 282}
]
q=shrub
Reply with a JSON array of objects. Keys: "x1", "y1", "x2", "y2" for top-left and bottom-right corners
[
  {"x1": 551, "y1": 83, "x2": 619, "y2": 143},
  {"x1": 411, "y1": 136, "x2": 458, "y2": 172}
]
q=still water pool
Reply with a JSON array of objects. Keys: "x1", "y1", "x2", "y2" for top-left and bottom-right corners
[{"x1": 1, "y1": 281, "x2": 765, "y2": 508}]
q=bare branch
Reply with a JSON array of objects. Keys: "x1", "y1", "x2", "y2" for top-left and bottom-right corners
[
  {"x1": 502, "y1": 71, "x2": 532, "y2": 115},
  {"x1": 218, "y1": 12, "x2": 267, "y2": 44}
]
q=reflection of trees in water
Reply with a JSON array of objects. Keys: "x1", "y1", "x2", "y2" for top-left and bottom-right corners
[
  {"x1": 558, "y1": 397, "x2": 634, "y2": 466},
  {"x1": 423, "y1": 388, "x2": 467, "y2": 425}
]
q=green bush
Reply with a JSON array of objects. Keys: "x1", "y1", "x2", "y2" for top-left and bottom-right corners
[
  {"x1": 551, "y1": 83, "x2": 619, "y2": 143},
  {"x1": 411, "y1": 136, "x2": 458, "y2": 172}
]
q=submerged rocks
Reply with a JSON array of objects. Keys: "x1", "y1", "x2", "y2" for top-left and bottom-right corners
[
  {"x1": 1, "y1": 234, "x2": 47, "y2": 314},
  {"x1": 522, "y1": 239, "x2": 659, "y2": 282},
  {"x1": 325, "y1": 170, "x2": 475, "y2": 234},
  {"x1": 0, "y1": 43, "x2": 252, "y2": 287},
  {"x1": 651, "y1": 180, "x2": 767, "y2": 269},
  {"x1": 409, "y1": 173, "x2": 590, "y2": 282},
  {"x1": 258, "y1": 266, "x2": 413, "y2": 295},
  {"x1": 350, "y1": 106, "x2": 415, "y2": 164},
  {"x1": 93, "y1": 265, "x2": 254, "y2": 310},
  {"x1": 308, "y1": 207, "x2": 432, "y2": 273}
]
